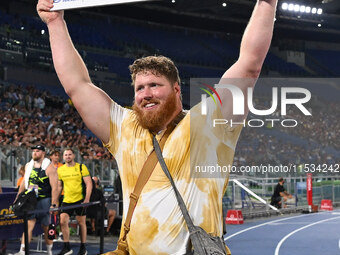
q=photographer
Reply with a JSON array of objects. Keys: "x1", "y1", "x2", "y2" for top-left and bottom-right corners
[{"x1": 271, "y1": 177, "x2": 293, "y2": 209}]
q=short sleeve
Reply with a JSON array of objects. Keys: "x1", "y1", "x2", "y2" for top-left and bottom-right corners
[
  {"x1": 80, "y1": 164, "x2": 90, "y2": 177},
  {"x1": 57, "y1": 167, "x2": 62, "y2": 181},
  {"x1": 102, "y1": 100, "x2": 129, "y2": 157}
]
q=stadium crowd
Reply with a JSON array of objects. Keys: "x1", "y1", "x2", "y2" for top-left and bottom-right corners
[
  {"x1": 234, "y1": 95, "x2": 340, "y2": 172},
  {"x1": 1, "y1": 79, "x2": 339, "y2": 172},
  {"x1": 280, "y1": 103, "x2": 340, "y2": 150},
  {"x1": 0, "y1": 81, "x2": 113, "y2": 160}
]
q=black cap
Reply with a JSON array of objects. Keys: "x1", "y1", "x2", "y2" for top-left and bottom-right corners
[
  {"x1": 279, "y1": 177, "x2": 284, "y2": 182},
  {"x1": 31, "y1": 145, "x2": 45, "y2": 151}
]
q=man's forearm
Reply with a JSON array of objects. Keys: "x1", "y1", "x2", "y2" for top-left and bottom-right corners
[
  {"x1": 239, "y1": 0, "x2": 278, "y2": 74},
  {"x1": 51, "y1": 185, "x2": 59, "y2": 205},
  {"x1": 82, "y1": 176, "x2": 92, "y2": 202},
  {"x1": 85, "y1": 184, "x2": 92, "y2": 202}
]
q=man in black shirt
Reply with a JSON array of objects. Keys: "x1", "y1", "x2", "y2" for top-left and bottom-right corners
[
  {"x1": 271, "y1": 177, "x2": 292, "y2": 209},
  {"x1": 14, "y1": 145, "x2": 59, "y2": 255},
  {"x1": 88, "y1": 177, "x2": 116, "y2": 235}
]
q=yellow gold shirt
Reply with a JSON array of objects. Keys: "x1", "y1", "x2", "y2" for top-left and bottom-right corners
[
  {"x1": 58, "y1": 163, "x2": 90, "y2": 203},
  {"x1": 104, "y1": 100, "x2": 242, "y2": 255}
]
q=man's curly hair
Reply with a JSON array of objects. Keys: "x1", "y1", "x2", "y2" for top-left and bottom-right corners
[{"x1": 129, "y1": 55, "x2": 181, "y2": 87}]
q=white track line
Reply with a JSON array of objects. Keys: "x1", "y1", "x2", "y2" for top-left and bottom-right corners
[
  {"x1": 224, "y1": 214, "x2": 310, "y2": 241},
  {"x1": 274, "y1": 215, "x2": 340, "y2": 255},
  {"x1": 224, "y1": 210, "x2": 340, "y2": 241}
]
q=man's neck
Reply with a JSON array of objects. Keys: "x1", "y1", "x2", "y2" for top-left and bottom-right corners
[
  {"x1": 33, "y1": 158, "x2": 44, "y2": 167},
  {"x1": 66, "y1": 162, "x2": 76, "y2": 167},
  {"x1": 159, "y1": 109, "x2": 184, "y2": 132}
]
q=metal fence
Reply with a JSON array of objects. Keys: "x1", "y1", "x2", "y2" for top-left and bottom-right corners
[
  {"x1": 224, "y1": 175, "x2": 340, "y2": 217},
  {"x1": 2, "y1": 145, "x2": 340, "y2": 218}
]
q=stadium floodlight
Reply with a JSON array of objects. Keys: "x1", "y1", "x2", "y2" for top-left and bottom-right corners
[
  {"x1": 318, "y1": 23, "x2": 322, "y2": 27},
  {"x1": 282, "y1": 3, "x2": 322, "y2": 15},
  {"x1": 222, "y1": 2, "x2": 227, "y2": 7},
  {"x1": 300, "y1": 5, "x2": 306, "y2": 13},
  {"x1": 288, "y1": 3, "x2": 294, "y2": 11}
]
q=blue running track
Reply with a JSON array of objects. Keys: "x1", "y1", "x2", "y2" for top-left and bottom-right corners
[{"x1": 224, "y1": 210, "x2": 340, "y2": 255}]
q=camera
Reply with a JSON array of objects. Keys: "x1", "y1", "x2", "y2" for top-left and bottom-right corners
[{"x1": 48, "y1": 223, "x2": 56, "y2": 240}]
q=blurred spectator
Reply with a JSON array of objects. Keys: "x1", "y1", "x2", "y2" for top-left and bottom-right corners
[
  {"x1": 0, "y1": 182, "x2": 8, "y2": 255},
  {"x1": 0, "y1": 82, "x2": 113, "y2": 160},
  {"x1": 16, "y1": 165, "x2": 25, "y2": 190},
  {"x1": 49, "y1": 150, "x2": 63, "y2": 169},
  {"x1": 88, "y1": 176, "x2": 116, "y2": 235}
]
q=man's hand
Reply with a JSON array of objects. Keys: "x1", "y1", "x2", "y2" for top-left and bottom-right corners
[
  {"x1": 82, "y1": 199, "x2": 90, "y2": 204},
  {"x1": 37, "y1": 0, "x2": 64, "y2": 25},
  {"x1": 50, "y1": 204, "x2": 58, "y2": 215},
  {"x1": 81, "y1": 199, "x2": 90, "y2": 209}
]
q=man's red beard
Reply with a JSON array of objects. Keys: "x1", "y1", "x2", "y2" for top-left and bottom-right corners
[{"x1": 133, "y1": 91, "x2": 177, "y2": 132}]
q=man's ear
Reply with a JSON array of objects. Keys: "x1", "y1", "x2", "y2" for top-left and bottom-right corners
[{"x1": 174, "y1": 82, "x2": 180, "y2": 95}]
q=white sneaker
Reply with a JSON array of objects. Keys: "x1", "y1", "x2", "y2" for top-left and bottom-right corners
[{"x1": 12, "y1": 251, "x2": 25, "y2": 255}]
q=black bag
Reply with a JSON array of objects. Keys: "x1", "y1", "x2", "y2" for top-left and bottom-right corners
[
  {"x1": 48, "y1": 215, "x2": 58, "y2": 240},
  {"x1": 12, "y1": 190, "x2": 37, "y2": 215}
]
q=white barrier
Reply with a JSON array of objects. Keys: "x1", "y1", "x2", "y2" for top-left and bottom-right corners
[{"x1": 233, "y1": 179, "x2": 279, "y2": 211}]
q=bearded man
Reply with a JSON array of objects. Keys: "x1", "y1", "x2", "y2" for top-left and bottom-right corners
[
  {"x1": 36, "y1": 0, "x2": 278, "y2": 253},
  {"x1": 14, "y1": 145, "x2": 59, "y2": 255}
]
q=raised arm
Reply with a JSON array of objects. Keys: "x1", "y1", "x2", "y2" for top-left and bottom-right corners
[
  {"x1": 37, "y1": 0, "x2": 112, "y2": 143},
  {"x1": 218, "y1": 0, "x2": 278, "y2": 120},
  {"x1": 57, "y1": 180, "x2": 63, "y2": 202}
]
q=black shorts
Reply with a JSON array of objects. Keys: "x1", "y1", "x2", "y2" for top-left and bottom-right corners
[
  {"x1": 87, "y1": 204, "x2": 107, "y2": 219},
  {"x1": 60, "y1": 200, "x2": 87, "y2": 217},
  {"x1": 271, "y1": 196, "x2": 282, "y2": 206}
]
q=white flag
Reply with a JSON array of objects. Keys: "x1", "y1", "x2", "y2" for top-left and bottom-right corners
[{"x1": 51, "y1": 0, "x2": 151, "y2": 11}]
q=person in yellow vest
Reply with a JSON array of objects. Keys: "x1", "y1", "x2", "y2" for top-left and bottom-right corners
[
  {"x1": 57, "y1": 148, "x2": 92, "y2": 255},
  {"x1": 37, "y1": 0, "x2": 277, "y2": 253}
]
